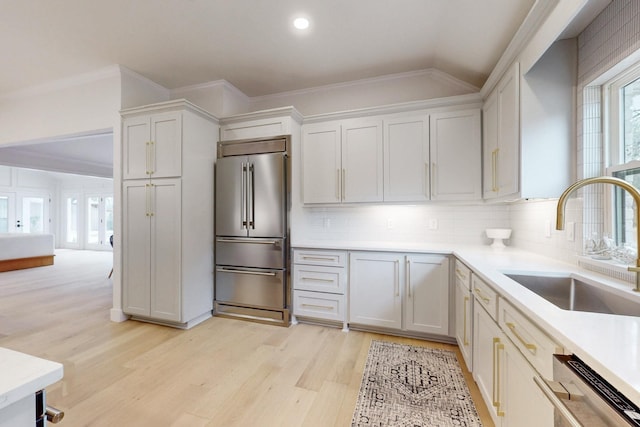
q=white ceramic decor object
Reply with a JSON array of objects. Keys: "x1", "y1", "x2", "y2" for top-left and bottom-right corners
[{"x1": 486, "y1": 228, "x2": 512, "y2": 249}]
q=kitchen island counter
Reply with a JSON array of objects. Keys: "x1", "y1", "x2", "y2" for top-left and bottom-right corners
[{"x1": 0, "y1": 347, "x2": 63, "y2": 425}]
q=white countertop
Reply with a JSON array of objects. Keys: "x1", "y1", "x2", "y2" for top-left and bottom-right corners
[
  {"x1": 0, "y1": 347, "x2": 63, "y2": 411},
  {"x1": 292, "y1": 240, "x2": 640, "y2": 406}
]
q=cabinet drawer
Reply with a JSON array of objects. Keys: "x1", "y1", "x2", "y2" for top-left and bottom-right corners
[
  {"x1": 454, "y1": 259, "x2": 471, "y2": 290},
  {"x1": 293, "y1": 264, "x2": 345, "y2": 294},
  {"x1": 293, "y1": 290, "x2": 345, "y2": 322},
  {"x1": 293, "y1": 249, "x2": 347, "y2": 267},
  {"x1": 499, "y1": 299, "x2": 563, "y2": 378},
  {"x1": 472, "y1": 275, "x2": 498, "y2": 320}
]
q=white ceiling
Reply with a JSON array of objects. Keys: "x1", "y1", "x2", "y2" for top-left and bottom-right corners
[
  {"x1": 1, "y1": 0, "x2": 537, "y2": 98},
  {"x1": 0, "y1": 0, "x2": 541, "y2": 177}
]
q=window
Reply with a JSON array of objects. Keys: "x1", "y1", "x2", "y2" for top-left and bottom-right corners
[{"x1": 606, "y1": 64, "x2": 640, "y2": 249}]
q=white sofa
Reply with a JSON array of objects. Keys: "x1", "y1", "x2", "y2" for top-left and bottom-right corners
[{"x1": 0, "y1": 233, "x2": 55, "y2": 272}]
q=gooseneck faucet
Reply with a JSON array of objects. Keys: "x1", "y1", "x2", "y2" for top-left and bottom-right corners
[{"x1": 556, "y1": 176, "x2": 640, "y2": 292}]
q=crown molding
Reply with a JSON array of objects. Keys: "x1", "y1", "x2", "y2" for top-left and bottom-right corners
[
  {"x1": 219, "y1": 105, "x2": 304, "y2": 125},
  {"x1": 249, "y1": 68, "x2": 478, "y2": 104},
  {"x1": 171, "y1": 79, "x2": 249, "y2": 101},
  {"x1": 302, "y1": 93, "x2": 482, "y2": 124}
]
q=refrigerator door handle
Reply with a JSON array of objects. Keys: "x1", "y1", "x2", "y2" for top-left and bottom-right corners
[
  {"x1": 217, "y1": 238, "x2": 280, "y2": 245},
  {"x1": 249, "y1": 162, "x2": 255, "y2": 229},
  {"x1": 241, "y1": 162, "x2": 247, "y2": 229},
  {"x1": 216, "y1": 267, "x2": 277, "y2": 277}
]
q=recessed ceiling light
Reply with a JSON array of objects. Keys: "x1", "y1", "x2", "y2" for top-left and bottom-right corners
[{"x1": 293, "y1": 17, "x2": 310, "y2": 30}]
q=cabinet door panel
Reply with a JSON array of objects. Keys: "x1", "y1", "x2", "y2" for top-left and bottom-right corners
[
  {"x1": 455, "y1": 279, "x2": 473, "y2": 371},
  {"x1": 123, "y1": 117, "x2": 151, "y2": 180},
  {"x1": 383, "y1": 116, "x2": 430, "y2": 202},
  {"x1": 349, "y1": 252, "x2": 402, "y2": 328},
  {"x1": 482, "y1": 93, "x2": 499, "y2": 198},
  {"x1": 473, "y1": 304, "x2": 502, "y2": 426},
  {"x1": 502, "y1": 339, "x2": 554, "y2": 427},
  {"x1": 150, "y1": 179, "x2": 182, "y2": 322},
  {"x1": 151, "y1": 112, "x2": 182, "y2": 178},
  {"x1": 496, "y1": 63, "x2": 520, "y2": 196},
  {"x1": 302, "y1": 123, "x2": 341, "y2": 203},
  {"x1": 122, "y1": 181, "x2": 151, "y2": 316},
  {"x1": 342, "y1": 120, "x2": 383, "y2": 202},
  {"x1": 405, "y1": 254, "x2": 449, "y2": 335},
  {"x1": 430, "y1": 110, "x2": 481, "y2": 200}
]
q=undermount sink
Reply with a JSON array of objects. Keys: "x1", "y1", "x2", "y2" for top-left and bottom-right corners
[{"x1": 504, "y1": 273, "x2": 640, "y2": 317}]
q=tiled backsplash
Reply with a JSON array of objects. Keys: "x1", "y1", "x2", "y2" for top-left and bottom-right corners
[
  {"x1": 295, "y1": 198, "x2": 582, "y2": 264},
  {"x1": 295, "y1": 203, "x2": 510, "y2": 246}
]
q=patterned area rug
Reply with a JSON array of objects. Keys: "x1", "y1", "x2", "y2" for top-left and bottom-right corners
[{"x1": 352, "y1": 340, "x2": 482, "y2": 426}]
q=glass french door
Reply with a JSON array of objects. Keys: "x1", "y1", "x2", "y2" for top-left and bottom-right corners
[
  {"x1": 86, "y1": 194, "x2": 113, "y2": 250},
  {"x1": 0, "y1": 192, "x2": 16, "y2": 233},
  {"x1": 17, "y1": 193, "x2": 49, "y2": 234},
  {"x1": 62, "y1": 193, "x2": 80, "y2": 248}
]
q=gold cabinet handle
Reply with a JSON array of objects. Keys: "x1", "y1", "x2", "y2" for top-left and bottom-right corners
[
  {"x1": 474, "y1": 287, "x2": 491, "y2": 304},
  {"x1": 406, "y1": 259, "x2": 412, "y2": 298},
  {"x1": 301, "y1": 255, "x2": 338, "y2": 262},
  {"x1": 301, "y1": 303, "x2": 334, "y2": 311},
  {"x1": 506, "y1": 322, "x2": 537, "y2": 353},
  {"x1": 145, "y1": 183, "x2": 151, "y2": 217},
  {"x1": 149, "y1": 140, "x2": 155, "y2": 174},
  {"x1": 145, "y1": 141, "x2": 151, "y2": 175},
  {"x1": 394, "y1": 260, "x2": 400, "y2": 297},
  {"x1": 455, "y1": 268, "x2": 467, "y2": 281},
  {"x1": 463, "y1": 296, "x2": 469, "y2": 346},
  {"x1": 431, "y1": 162, "x2": 437, "y2": 197},
  {"x1": 300, "y1": 276, "x2": 334, "y2": 283},
  {"x1": 493, "y1": 338, "x2": 505, "y2": 417}
]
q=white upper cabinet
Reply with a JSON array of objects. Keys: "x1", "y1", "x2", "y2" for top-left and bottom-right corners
[
  {"x1": 123, "y1": 111, "x2": 182, "y2": 180},
  {"x1": 302, "y1": 122, "x2": 342, "y2": 204},
  {"x1": 302, "y1": 118, "x2": 383, "y2": 204},
  {"x1": 341, "y1": 119, "x2": 383, "y2": 203},
  {"x1": 483, "y1": 63, "x2": 520, "y2": 199},
  {"x1": 483, "y1": 39, "x2": 575, "y2": 200},
  {"x1": 430, "y1": 109, "x2": 482, "y2": 201},
  {"x1": 383, "y1": 116, "x2": 430, "y2": 202},
  {"x1": 302, "y1": 100, "x2": 482, "y2": 205}
]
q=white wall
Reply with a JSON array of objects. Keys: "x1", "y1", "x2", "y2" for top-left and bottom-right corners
[
  {"x1": 0, "y1": 67, "x2": 121, "y2": 146},
  {"x1": 170, "y1": 80, "x2": 249, "y2": 117}
]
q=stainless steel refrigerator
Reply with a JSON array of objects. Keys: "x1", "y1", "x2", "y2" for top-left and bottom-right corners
[{"x1": 214, "y1": 136, "x2": 290, "y2": 325}]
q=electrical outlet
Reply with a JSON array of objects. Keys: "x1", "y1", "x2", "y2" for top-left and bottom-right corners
[
  {"x1": 428, "y1": 219, "x2": 438, "y2": 230},
  {"x1": 324, "y1": 218, "x2": 331, "y2": 228},
  {"x1": 567, "y1": 221, "x2": 575, "y2": 241},
  {"x1": 387, "y1": 218, "x2": 394, "y2": 229}
]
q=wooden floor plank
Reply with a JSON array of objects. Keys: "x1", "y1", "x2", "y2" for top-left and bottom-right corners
[{"x1": 0, "y1": 249, "x2": 493, "y2": 426}]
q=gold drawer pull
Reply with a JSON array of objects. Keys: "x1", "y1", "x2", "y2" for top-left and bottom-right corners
[
  {"x1": 300, "y1": 276, "x2": 334, "y2": 282},
  {"x1": 474, "y1": 287, "x2": 491, "y2": 304},
  {"x1": 301, "y1": 303, "x2": 334, "y2": 310},
  {"x1": 301, "y1": 255, "x2": 337, "y2": 262},
  {"x1": 506, "y1": 322, "x2": 537, "y2": 353}
]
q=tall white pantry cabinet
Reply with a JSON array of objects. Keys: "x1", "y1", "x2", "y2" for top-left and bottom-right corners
[{"x1": 121, "y1": 100, "x2": 218, "y2": 329}]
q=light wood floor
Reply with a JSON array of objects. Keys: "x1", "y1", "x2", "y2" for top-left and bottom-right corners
[{"x1": 0, "y1": 250, "x2": 493, "y2": 426}]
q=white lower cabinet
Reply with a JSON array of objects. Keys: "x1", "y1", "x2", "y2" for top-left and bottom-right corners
[
  {"x1": 471, "y1": 274, "x2": 555, "y2": 426},
  {"x1": 349, "y1": 252, "x2": 449, "y2": 335},
  {"x1": 123, "y1": 179, "x2": 182, "y2": 322},
  {"x1": 292, "y1": 249, "x2": 347, "y2": 329},
  {"x1": 454, "y1": 261, "x2": 473, "y2": 371}
]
